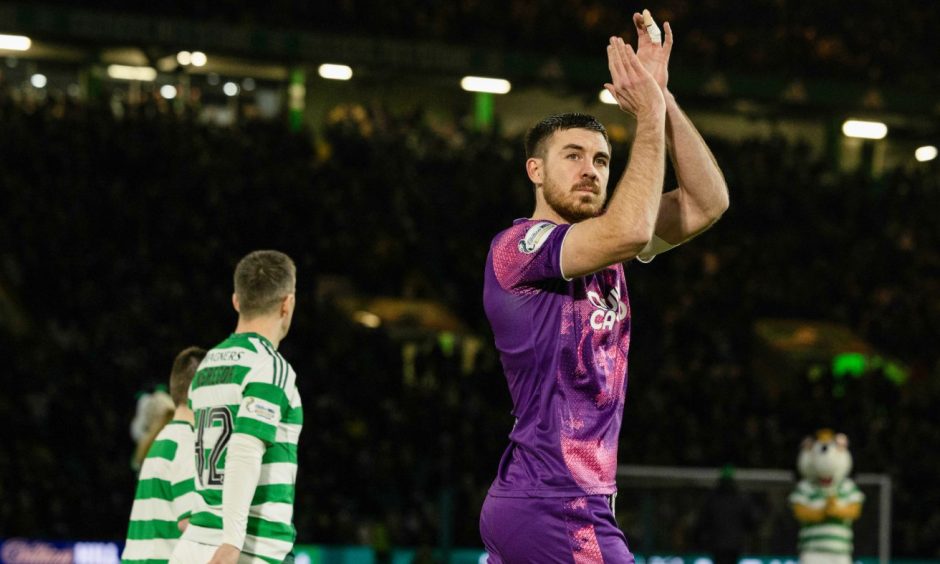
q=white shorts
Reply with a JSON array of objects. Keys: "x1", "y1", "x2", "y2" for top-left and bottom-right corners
[
  {"x1": 169, "y1": 538, "x2": 217, "y2": 564},
  {"x1": 168, "y1": 538, "x2": 275, "y2": 564},
  {"x1": 799, "y1": 552, "x2": 853, "y2": 564}
]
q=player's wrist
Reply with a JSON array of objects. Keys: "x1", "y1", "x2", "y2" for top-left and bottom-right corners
[
  {"x1": 220, "y1": 532, "x2": 246, "y2": 551},
  {"x1": 662, "y1": 89, "x2": 678, "y2": 108},
  {"x1": 634, "y1": 107, "x2": 667, "y2": 130},
  {"x1": 210, "y1": 544, "x2": 241, "y2": 564},
  {"x1": 635, "y1": 98, "x2": 666, "y2": 121}
]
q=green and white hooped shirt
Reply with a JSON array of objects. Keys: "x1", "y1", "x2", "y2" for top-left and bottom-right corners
[
  {"x1": 122, "y1": 420, "x2": 196, "y2": 563},
  {"x1": 789, "y1": 478, "x2": 865, "y2": 555},
  {"x1": 182, "y1": 332, "x2": 303, "y2": 564}
]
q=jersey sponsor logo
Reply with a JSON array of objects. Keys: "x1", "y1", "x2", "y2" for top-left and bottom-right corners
[
  {"x1": 517, "y1": 222, "x2": 557, "y2": 254},
  {"x1": 588, "y1": 288, "x2": 627, "y2": 330},
  {"x1": 244, "y1": 397, "x2": 279, "y2": 422}
]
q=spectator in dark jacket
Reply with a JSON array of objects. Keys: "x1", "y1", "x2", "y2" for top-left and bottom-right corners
[{"x1": 696, "y1": 465, "x2": 760, "y2": 564}]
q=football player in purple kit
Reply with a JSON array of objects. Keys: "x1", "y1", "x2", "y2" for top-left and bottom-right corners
[{"x1": 479, "y1": 11, "x2": 730, "y2": 564}]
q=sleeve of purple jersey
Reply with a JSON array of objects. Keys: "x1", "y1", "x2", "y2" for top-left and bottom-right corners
[{"x1": 492, "y1": 221, "x2": 571, "y2": 290}]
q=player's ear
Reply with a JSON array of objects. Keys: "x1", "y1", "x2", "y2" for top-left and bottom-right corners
[
  {"x1": 281, "y1": 293, "x2": 295, "y2": 317},
  {"x1": 526, "y1": 157, "x2": 543, "y2": 185},
  {"x1": 232, "y1": 293, "x2": 240, "y2": 313}
]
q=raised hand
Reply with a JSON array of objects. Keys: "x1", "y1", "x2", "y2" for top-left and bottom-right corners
[
  {"x1": 632, "y1": 9, "x2": 673, "y2": 92},
  {"x1": 603, "y1": 36, "x2": 666, "y2": 117}
]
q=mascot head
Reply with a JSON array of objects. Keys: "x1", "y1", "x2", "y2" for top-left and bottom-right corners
[{"x1": 797, "y1": 429, "x2": 853, "y2": 492}]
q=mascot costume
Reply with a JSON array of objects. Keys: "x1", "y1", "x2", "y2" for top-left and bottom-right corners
[{"x1": 789, "y1": 429, "x2": 865, "y2": 564}]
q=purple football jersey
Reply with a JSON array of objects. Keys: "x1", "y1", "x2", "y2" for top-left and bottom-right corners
[{"x1": 484, "y1": 218, "x2": 631, "y2": 497}]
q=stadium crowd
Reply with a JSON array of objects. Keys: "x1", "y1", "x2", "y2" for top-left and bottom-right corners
[
  {"x1": 25, "y1": 0, "x2": 940, "y2": 89},
  {"x1": 0, "y1": 83, "x2": 939, "y2": 557}
]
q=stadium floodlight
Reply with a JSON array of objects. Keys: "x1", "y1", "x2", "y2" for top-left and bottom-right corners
[
  {"x1": 353, "y1": 310, "x2": 381, "y2": 329},
  {"x1": 159, "y1": 85, "x2": 177, "y2": 99},
  {"x1": 223, "y1": 81, "x2": 239, "y2": 96},
  {"x1": 30, "y1": 74, "x2": 47, "y2": 88},
  {"x1": 460, "y1": 76, "x2": 511, "y2": 94},
  {"x1": 176, "y1": 51, "x2": 192, "y2": 65},
  {"x1": 915, "y1": 145, "x2": 937, "y2": 162},
  {"x1": 318, "y1": 64, "x2": 353, "y2": 80},
  {"x1": 190, "y1": 51, "x2": 207, "y2": 67},
  {"x1": 107, "y1": 64, "x2": 157, "y2": 81},
  {"x1": 599, "y1": 89, "x2": 617, "y2": 105},
  {"x1": 0, "y1": 34, "x2": 31, "y2": 51},
  {"x1": 842, "y1": 119, "x2": 888, "y2": 140}
]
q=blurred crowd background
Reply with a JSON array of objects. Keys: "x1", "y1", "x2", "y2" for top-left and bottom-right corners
[
  {"x1": 30, "y1": 0, "x2": 940, "y2": 89},
  {"x1": 0, "y1": 0, "x2": 939, "y2": 559}
]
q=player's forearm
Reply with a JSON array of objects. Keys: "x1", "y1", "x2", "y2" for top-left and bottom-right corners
[
  {"x1": 602, "y1": 110, "x2": 666, "y2": 254},
  {"x1": 221, "y1": 433, "x2": 265, "y2": 550},
  {"x1": 664, "y1": 92, "x2": 729, "y2": 221}
]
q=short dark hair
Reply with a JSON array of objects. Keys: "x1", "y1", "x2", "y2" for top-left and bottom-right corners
[
  {"x1": 234, "y1": 250, "x2": 297, "y2": 318},
  {"x1": 169, "y1": 346, "x2": 207, "y2": 406},
  {"x1": 524, "y1": 113, "x2": 609, "y2": 159}
]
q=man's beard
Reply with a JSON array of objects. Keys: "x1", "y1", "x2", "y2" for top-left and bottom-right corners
[{"x1": 543, "y1": 178, "x2": 604, "y2": 223}]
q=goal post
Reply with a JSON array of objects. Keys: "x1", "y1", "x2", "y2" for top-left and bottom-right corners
[{"x1": 615, "y1": 465, "x2": 890, "y2": 564}]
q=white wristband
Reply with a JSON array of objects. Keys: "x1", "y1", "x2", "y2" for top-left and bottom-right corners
[{"x1": 636, "y1": 235, "x2": 678, "y2": 263}]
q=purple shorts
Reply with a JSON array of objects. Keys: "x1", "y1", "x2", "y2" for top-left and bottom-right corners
[{"x1": 479, "y1": 494, "x2": 634, "y2": 564}]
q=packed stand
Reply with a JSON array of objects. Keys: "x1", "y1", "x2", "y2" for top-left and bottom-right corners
[{"x1": 25, "y1": 0, "x2": 940, "y2": 89}]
